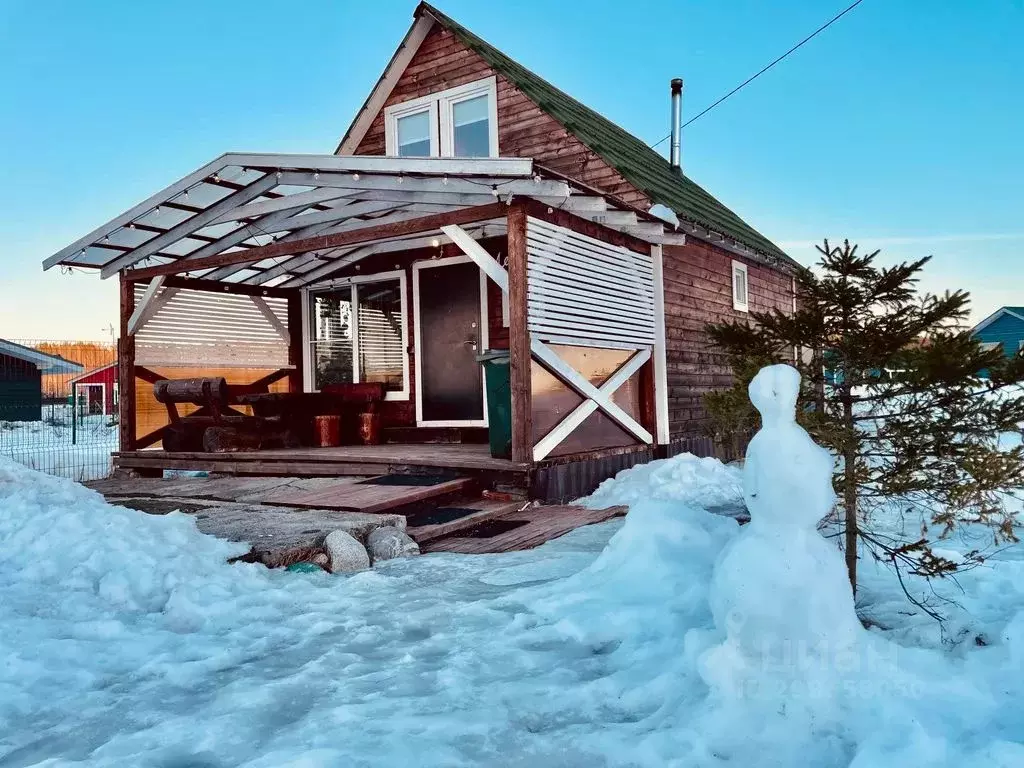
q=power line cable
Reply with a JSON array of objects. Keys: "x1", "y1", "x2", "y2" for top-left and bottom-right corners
[{"x1": 650, "y1": 0, "x2": 866, "y2": 148}]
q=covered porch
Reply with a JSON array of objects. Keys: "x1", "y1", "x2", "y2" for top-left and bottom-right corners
[{"x1": 43, "y1": 154, "x2": 684, "y2": 500}]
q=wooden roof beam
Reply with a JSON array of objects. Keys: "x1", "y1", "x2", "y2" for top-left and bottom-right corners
[{"x1": 123, "y1": 202, "x2": 509, "y2": 282}]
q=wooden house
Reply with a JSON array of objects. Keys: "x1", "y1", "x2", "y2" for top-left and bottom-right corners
[
  {"x1": 973, "y1": 307, "x2": 1024, "y2": 359},
  {"x1": 70, "y1": 362, "x2": 118, "y2": 416},
  {"x1": 972, "y1": 307, "x2": 1024, "y2": 379},
  {"x1": 0, "y1": 340, "x2": 83, "y2": 422},
  {"x1": 41, "y1": 3, "x2": 797, "y2": 500}
]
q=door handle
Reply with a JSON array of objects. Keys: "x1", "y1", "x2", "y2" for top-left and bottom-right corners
[{"x1": 463, "y1": 339, "x2": 478, "y2": 351}]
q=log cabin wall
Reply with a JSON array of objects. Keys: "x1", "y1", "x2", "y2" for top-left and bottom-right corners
[
  {"x1": 350, "y1": 25, "x2": 646, "y2": 206},
  {"x1": 661, "y1": 241, "x2": 794, "y2": 439},
  {"x1": 346, "y1": 22, "x2": 796, "y2": 444}
]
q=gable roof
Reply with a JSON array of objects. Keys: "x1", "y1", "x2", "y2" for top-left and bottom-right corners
[
  {"x1": 70, "y1": 361, "x2": 117, "y2": 385},
  {"x1": 339, "y1": 2, "x2": 796, "y2": 269},
  {"x1": 0, "y1": 339, "x2": 84, "y2": 374},
  {"x1": 972, "y1": 306, "x2": 1024, "y2": 335}
]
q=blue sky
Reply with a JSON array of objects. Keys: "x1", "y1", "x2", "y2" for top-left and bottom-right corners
[{"x1": 1, "y1": 0, "x2": 1022, "y2": 339}]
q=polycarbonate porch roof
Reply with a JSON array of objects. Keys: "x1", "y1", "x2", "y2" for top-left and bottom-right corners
[{"x1": 42, "y1": 153, "x2": 683, "y2": 289}]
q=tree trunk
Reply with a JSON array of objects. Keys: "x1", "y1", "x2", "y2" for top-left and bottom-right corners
[
  {"x1": 812, "y1": 344, "x2": 826, "y2": 414},
  {"x1": 841, "y1": 391, "x2": 858, "y2": 597}
]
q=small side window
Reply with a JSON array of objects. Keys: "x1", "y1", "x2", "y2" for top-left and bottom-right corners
[{"x1": 732, "y1": 260, "x2": 749, "y2": 312}]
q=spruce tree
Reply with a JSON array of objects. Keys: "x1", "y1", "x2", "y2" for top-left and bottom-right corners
[{"x1": 706, "y1": 240, "x2": 1024, "y2": 608}]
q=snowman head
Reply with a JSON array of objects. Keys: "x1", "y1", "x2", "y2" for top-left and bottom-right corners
[{"x1": 748, "y1": 364, "x2": 800, "y2": 426}]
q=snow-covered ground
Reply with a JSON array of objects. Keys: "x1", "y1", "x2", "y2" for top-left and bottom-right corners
[
  {"x1": 0, "y1": 404, "x2": 117, "y2": 481},
  {"x1": 2, "y1": 440, "x2": 1024, "y2": 767}
]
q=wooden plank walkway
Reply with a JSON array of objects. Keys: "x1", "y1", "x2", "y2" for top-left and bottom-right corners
[
  {"x1": 267, "y1": 477, "x2": 476, "y2": 514},
  {"x1": 422, "y1": 504, "x2": 626, "y2": 554},
  {"x1": 85, "y1": 477, "x2": 627, "y2": 557},
  {"x1": 406, "y1": 500, "x2": 525, "y2": 544}
]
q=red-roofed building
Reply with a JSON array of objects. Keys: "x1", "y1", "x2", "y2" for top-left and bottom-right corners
[{"x1": 70, "y1": 363, "x2": 118, "y2": 417}]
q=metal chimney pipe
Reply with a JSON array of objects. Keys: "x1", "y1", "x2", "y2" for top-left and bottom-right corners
[{"x1": 669, "y1": 78, "x2": 683, "y2": 171}]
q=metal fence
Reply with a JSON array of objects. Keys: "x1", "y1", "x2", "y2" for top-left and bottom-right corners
[{"x1": 0, "y1": 339, "x2": 118, "y2": 481}]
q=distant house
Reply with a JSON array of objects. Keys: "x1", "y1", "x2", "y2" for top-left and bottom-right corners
[
  {"x1": 70, "y1": 362, "x2": 118, "y2": 416},
  {"x1": 972, "y1": 307, "x2": 1024, "y2": 360},
  {"x1": 0, "y1": 340, "x2": 84, "y2": 422}
]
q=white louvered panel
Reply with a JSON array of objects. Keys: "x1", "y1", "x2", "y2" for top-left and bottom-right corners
[
  {"x1": 134, "y1": 286, "x2": 289, "y2": 367},
  {"x1": 526, "y1": 217, "x2": 655, "y2": 349}
]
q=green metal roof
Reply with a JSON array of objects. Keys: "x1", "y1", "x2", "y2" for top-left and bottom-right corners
[{"x1": 418, "y1": 3, "x2": 795, "y2": 268}]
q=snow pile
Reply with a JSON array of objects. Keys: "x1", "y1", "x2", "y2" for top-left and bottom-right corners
[
  {"x1": 3, "y1": 362, "x2": 1024, "y2": 765},
  {"x1": 584, "y1": 451, "x2": 742, "y2": 511}
]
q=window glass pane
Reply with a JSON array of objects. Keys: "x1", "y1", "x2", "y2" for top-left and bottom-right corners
[
  {"x1": 397, "y1": 111, "x2": 432, "y2": 157},
  {"x1": 452, "y1": 95, "x2": 490, "y2": 157},
  {"x1": 734, "y1": 269, "x2": 747, "y2": 304},
  {"x1": 311, "y1": 287, "x2": 354, "y2": 389},
  {"x1": 357, "y1": 280, "x2": 404, "y2": 392}
]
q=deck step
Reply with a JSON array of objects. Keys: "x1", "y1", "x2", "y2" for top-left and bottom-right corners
[
  {"x1": 421, "y1": 504, "x2": 626, "y2": 554},
  {"x1": 405, "y1": 500, "x2": 526, "y2": 544},
  {"x1": 268, "y1": 476, "x2": 477, "y2": 514}
]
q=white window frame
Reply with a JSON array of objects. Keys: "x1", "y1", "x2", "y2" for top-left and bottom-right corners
[
  {"x1": 384, "y1": 76, "x2": 498, "y2": 158},
  {"x1": 302, "y1": 270, "x2": 410, "y2": 401},
  {"x1": 732, "y1": 260, "x2": 749, "y2": 313},
  {"x1": 385, "y1": 100, "x2": 439, "y2": 158},
  {"x1": 74, "y1": 382, "x2": 107, "y2": 417}
]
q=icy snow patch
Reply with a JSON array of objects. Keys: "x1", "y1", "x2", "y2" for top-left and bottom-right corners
[{"x1": 2, "y1": 413, "x2": 1024, "y2": 768}]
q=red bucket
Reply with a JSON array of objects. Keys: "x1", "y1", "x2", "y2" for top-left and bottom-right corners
[{"x1": 313, "y1": 414, "x2": 342, "y2": 447}]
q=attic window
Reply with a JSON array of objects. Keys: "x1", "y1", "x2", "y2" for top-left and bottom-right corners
[
  {"x1": 385, "y1": 77, "x2": 498, "y2": 158},
  {"x1": 389, "y1": 102, "x2": 439, "y2": 157},
  {"x1": 732, "y1": 260, "x2": 749, "y2": 312}
]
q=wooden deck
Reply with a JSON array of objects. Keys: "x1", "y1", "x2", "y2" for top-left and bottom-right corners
[
  {"x1": 422, "y1": 504, "x2": 626, "y2": 554},
  {"x1": 113, "y1": 443, "x2": 528, "y2": 488},
  {"x1": 87, "y1": 473, "x2": 625, "y2": 559}
]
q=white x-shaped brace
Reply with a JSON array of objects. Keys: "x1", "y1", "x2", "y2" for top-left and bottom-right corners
[{"x1": 440, "y1": 224, "x2": 655, "y2": 461}]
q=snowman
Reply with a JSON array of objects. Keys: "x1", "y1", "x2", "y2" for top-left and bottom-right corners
[{"x1": 701, "y1": 364, "x2": 861, "y2": 706}]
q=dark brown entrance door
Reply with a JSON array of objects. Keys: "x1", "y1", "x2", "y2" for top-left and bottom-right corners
[{"x1": 416, "y1": 259, "x2": 485, "y2": 424}]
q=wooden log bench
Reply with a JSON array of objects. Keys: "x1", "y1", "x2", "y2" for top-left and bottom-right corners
[{"x1": 154, "y1": 376, "x2": 295, "y2": 452}]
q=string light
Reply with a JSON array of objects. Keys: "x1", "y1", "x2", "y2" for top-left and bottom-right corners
[{"x1": 352, "y1": 173, "x2": 360, "y2": 181}]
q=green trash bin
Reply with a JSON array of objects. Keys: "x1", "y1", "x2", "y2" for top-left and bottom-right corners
[{"x1": 477, "y1": 349, "x2": 512, "y2": 459}]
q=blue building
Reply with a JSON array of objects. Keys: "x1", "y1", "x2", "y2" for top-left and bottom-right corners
[{"x1": 972, "y1": 307, "x2": 1024, "y2": 363}]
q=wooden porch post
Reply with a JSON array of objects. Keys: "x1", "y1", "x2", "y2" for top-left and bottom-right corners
[
  {"x1": 651, "y1": 244, "x2": 670, "y2": 447},
  {"x1": 286, "y1": 290, "x2": 303, "y2": 393},
  {"x1": 118, "y1": 274, "x2": 137, "y2": 451},
  {"x1": 506, "y1": 202, "x2": 532, "y2": 464}
]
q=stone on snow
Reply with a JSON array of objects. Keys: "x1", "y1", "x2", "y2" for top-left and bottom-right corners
[
  {"x1": 367, "y1": 526, "x2": 420, "y2": 564},
  {"x1": 324, "y1": 529, "x2": 370, "y2": 574}
]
